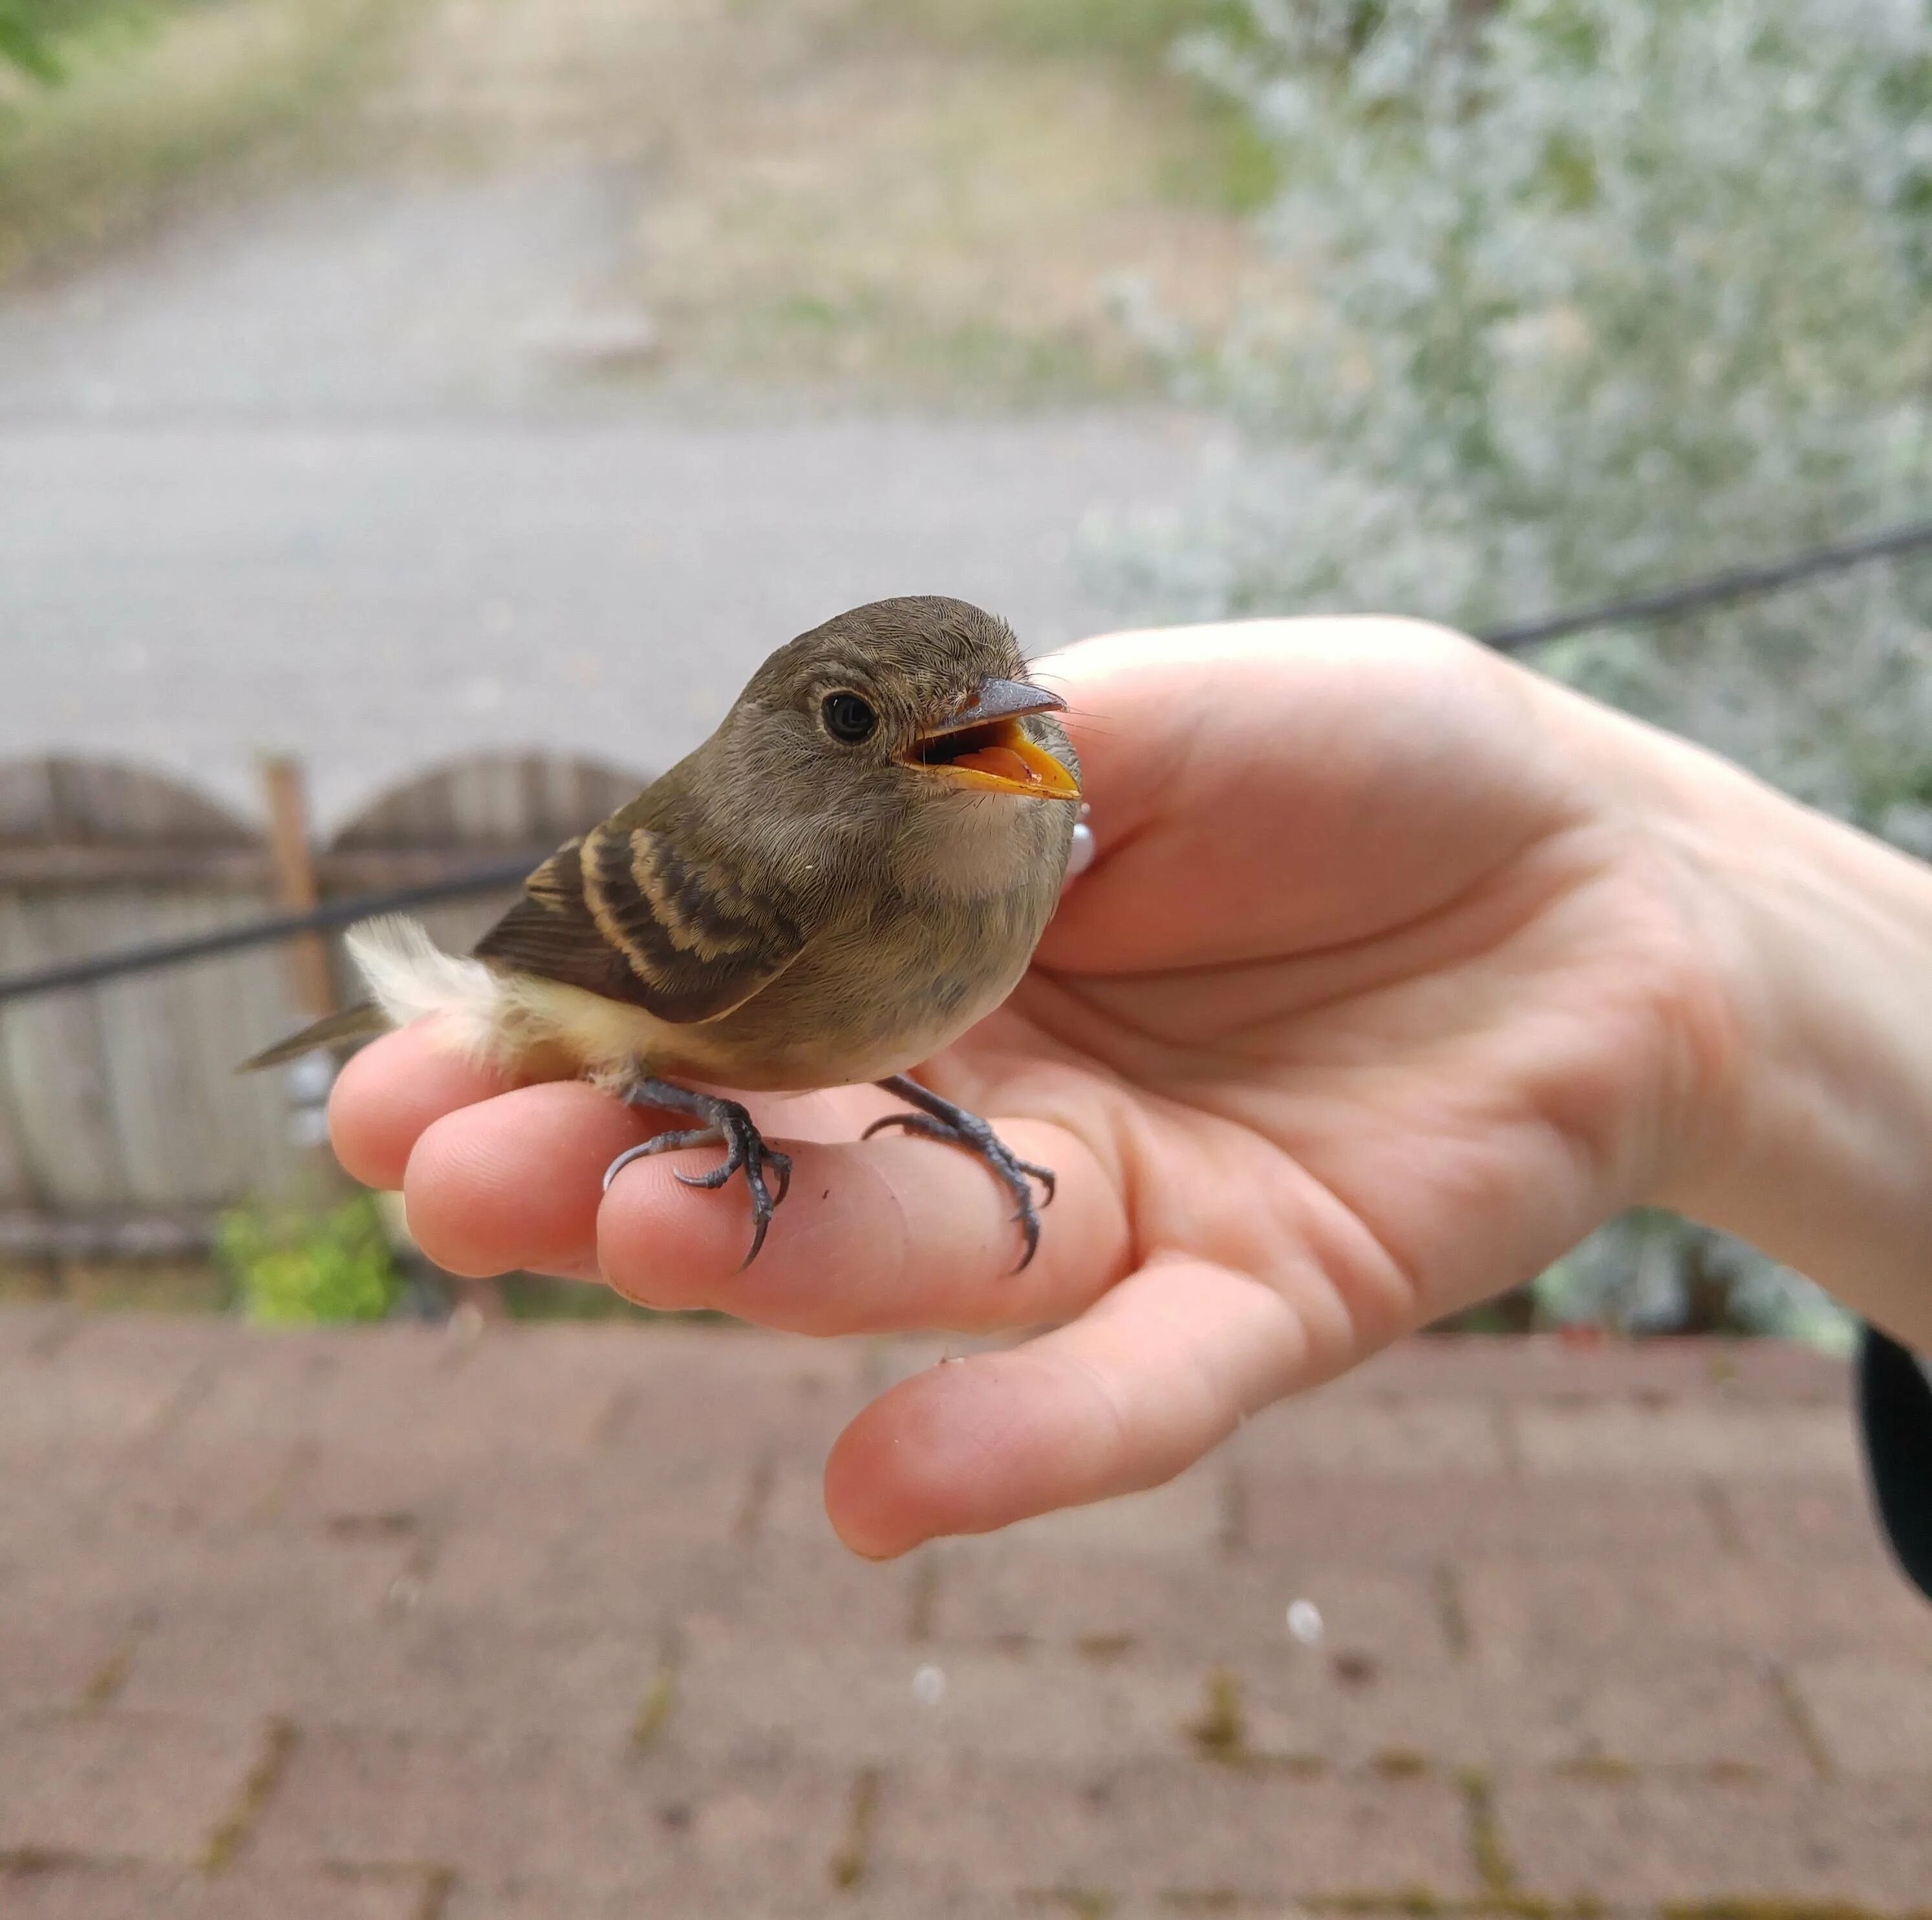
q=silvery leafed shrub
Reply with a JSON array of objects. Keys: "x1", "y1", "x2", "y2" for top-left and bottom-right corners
[{"x1": 1102, "y1": 0, "x2": 1932, "y2": 845}]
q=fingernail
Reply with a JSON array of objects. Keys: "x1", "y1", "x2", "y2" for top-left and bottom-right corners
[{"x1": 1062, "y1": 820, "x2": 1096, "y2": 887}]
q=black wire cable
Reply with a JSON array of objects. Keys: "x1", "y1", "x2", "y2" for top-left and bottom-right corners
[
  {"x1": 1478, "y1": 512, "x2": 1932, "y2": 651},
  {"x1": 0, "y1": 855, "x2": 540, "y2": 1006},
  {"x1": 4, "y1": 510, "x2": 1932, "y2": 1008}
]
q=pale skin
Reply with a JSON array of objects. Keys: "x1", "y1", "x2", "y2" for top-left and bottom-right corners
[{"x1": 330, "y1": 618, "x2": 1932, "y2": 1557}]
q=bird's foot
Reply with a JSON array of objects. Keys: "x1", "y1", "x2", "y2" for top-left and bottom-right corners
[
  {"x1": 864, "y1": 1073, "x2": 1055, "y2": 1271},
  {"x1": 603, "y1": 1078, "x2": 793, "y2": 1268}
]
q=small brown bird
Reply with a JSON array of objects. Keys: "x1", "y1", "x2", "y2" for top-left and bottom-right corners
[{"x1": 244, "y1": 596, "x2": 1082, "y2": 1266}]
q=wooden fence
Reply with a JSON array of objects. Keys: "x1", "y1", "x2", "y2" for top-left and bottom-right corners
[{"x1": 0, "y1": 751, "x2": 644, "y2": 1258}]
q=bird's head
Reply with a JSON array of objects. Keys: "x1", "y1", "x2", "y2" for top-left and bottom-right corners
[{"x1": 731, "y1": 596, "x2": 1082, "y2": 815}]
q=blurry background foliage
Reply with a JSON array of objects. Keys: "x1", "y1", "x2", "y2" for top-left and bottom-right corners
[
  {"x1": 0, "y1": 0, "x2": 411, "y2": 286},
  {"x1": 0, "y1": 0, "x2": 139, "y2": 83},
  {"x1": 1110, "y1": 0, "x2": 1932, "y2": 847},
  {"x1": 215, "y1": 1196, "x2": 404, "y2": 1326},
  {"x1": 209, "y1": 1196, "x2": 703, "y2": 1326},
  {"x1": 1097, "y1": 0, "x2": 1932, "y2": 1344}
]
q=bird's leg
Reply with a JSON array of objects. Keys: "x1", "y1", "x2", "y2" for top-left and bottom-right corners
[
  {"x1": 864, "y1": 1073, "x2": 1055, "y2": 1271},
  {"x1": 603, "y1": 1078, "x2": 793, "y2": 1268}
]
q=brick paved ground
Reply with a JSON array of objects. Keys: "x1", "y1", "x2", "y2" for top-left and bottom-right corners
[{"x1": 1, "y1": 1311, "x2": 1927, "y2": 1918}]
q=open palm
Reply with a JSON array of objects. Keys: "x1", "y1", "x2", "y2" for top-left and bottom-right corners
[{"x1": 332, "y1": 619, "x2": 1737, "y2": 1555}]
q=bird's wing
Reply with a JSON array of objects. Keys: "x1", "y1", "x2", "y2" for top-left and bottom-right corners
[{"x1": 472, "y1": 822, "x2": 804, "y2": 1026}]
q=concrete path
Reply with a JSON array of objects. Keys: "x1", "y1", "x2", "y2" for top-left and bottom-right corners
[
  {"x1": 2, "y1": 1312, "x2": 1927, "y2": 1915},
  {"x1": 0, "y1": 163, "x2": 1208, "y2": 830}
]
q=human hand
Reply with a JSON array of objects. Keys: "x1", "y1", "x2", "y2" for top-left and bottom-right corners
[{"x1": 329, "y1": 618, "x2": 1932, "y2": 1555}]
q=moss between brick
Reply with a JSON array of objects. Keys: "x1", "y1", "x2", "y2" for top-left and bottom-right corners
[
  {"x1": 78, "y1": 1639, "x2": 137, "y2": 1709},
  {"x1": 200, "y1": 1717, "x2": 297, "y2": 1873},
  {"x1": 1664, "y1": 1906, "x2": 1932, "y2": 1920},
  {"x1": 0, "y1": 1848, "x2": 89, "y2": 1874},
  {"x1": 1185, "y1": 1667, "x2": 1247, "y2": 1763},
  {"x1": 1309, "y1": 1899, "x2": 1605, "y2": 1919},
  {"x1": 828, "y1": 1767, "x2": 881, "y2": 1892},
  {"x1": 1372, "y1": 1747, "x2": 1433, "y2": 1779},
  {"x1": 1551, "y1": 1754, "x2": 1639, "y2": 1784},
  {"x1": 1018, "y1": 1887, "x2": 1118, "y2": 1919},
  {"x1": 1306, "y1": 1890, "x2": 1447, "y2": 1917},
  {"x1": 1457, "y1": 1767, "x2": 1515, "y2": 1899},
  {"x1": 629, "y1": 1657, "x2": 678, "y2": 1754}
]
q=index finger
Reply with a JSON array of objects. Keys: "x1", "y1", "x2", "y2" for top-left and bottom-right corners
[{"x1": 328, "y1": 1019, "x2": 510, "y2": 1191}]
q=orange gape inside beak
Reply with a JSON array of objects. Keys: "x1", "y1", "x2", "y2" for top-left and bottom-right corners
[{"x1": 911, "y1": 717, "x2": 1081, "y2": 799}]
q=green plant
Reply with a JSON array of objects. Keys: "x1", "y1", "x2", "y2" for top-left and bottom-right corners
[
  {"x1": 1, "y1": 0, "x2": 145, "y2": 82},
  {"x1": 215, "y1": 1195, "x2": 402, "y2": 1326}
]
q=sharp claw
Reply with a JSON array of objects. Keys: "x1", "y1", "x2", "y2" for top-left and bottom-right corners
[
  {"x1": 606, "y1": 1136, "x2": 683, "y2": 1181},
  {"x1": 1020, "y1": 1161, "x2": 1057, "y2": 1204},
  {"x1": 866, "y1": 1077, "x2": 1058, "y2": 1269},
  {"x1": 740, "y1": 1162, "x2": 776, "y2": 1269},
  {"x1": 608, "y1": 1126, "x2": 729, "y2": 1191},
  {"x1": 608, "y1": 1083, "x2": 793, "y2": 1264},
  {"x1": 864, "y1": 1112, "x2": 949, "y2": 1145},
  {"x1": 1012, "y1": 1211, "x2": 1040, "y2": 1272}
]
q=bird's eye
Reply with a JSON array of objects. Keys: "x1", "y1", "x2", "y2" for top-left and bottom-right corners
[{"x1": 821, "y1": 691, "x2": 878, "y2": 744}]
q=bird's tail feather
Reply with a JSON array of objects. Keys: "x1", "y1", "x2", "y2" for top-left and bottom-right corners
[
  {"x1": 238, "y1": 1002, "x2": 387, "y2": 1073},
  {"x1": 236, "y1": 917, "x2": 508, "y2": 1073}
]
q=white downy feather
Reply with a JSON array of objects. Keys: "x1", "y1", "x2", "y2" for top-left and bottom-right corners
[
  {"x1": 343, "y1": 914, "x2": 685, "y2": 1083},
  {"x1": 345, "y1": 916, "x2": 506, "y2": 1062}
]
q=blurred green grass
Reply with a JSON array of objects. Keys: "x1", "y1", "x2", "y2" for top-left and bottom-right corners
[
  {"x1": 0, "y1": 0, "x2": 410, "y2": 286},
  {"x1": 859, "y1": 0, "x2": 1276, "y2": 214}
]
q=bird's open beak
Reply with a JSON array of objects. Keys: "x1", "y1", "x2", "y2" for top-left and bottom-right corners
[{"x1": 905, "y1": 679, "x2": 1080, "y2": 799}]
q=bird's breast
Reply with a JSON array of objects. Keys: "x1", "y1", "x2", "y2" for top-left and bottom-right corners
[
  {"x1": 530, "y1": 793, "x2": 1071, "y2": 1094},
  {"x1": 650, "y1": 862, "x2": 1058, "y2": 1092}
]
